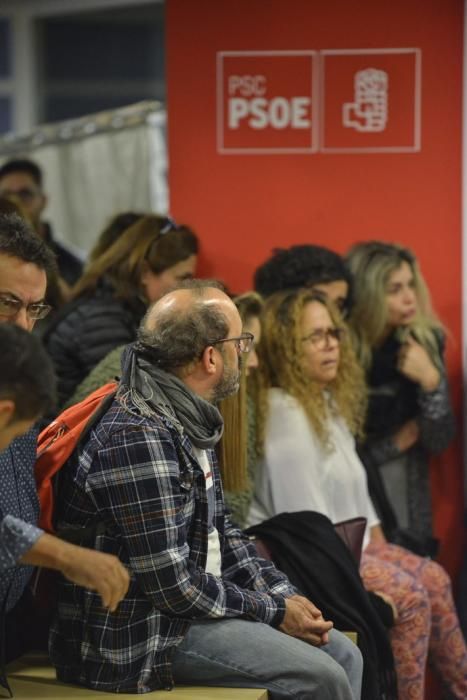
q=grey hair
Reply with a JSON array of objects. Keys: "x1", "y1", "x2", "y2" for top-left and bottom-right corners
[{"x1": 137, "y1": 280, "x2": 230, "y2": 372}]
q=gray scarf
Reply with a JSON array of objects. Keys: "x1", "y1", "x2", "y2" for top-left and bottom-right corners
[{"x1": 120, "y1": 344, "x2": 224, "y2": 449}]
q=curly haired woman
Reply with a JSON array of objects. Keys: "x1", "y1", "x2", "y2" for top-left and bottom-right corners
[{"x1": 248, "y1": 289, "x2": 467, "y2": 700}]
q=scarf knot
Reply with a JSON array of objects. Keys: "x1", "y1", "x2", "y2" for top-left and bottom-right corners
[{"x1": 120, "y1": 345, "x2": 224, "y2": 449}]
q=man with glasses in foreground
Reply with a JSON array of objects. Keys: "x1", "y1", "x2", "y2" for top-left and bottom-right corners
[
  {"x1": 0, "y1": 214, "x2": 129, "y2": 667},
  {"x1": 50, "y1": 280, "x2": 362, "y2": 699}
]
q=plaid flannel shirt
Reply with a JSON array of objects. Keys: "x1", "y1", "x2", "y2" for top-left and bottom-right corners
[{"x1": 50, "y1": 390, "x2": 296, "y2": 693}]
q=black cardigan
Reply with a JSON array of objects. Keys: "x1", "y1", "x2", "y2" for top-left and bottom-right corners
[
  {"x1": 44, "y1": 281, "x2": 145, "y2": 408},
  {"x1": 358, "y1": 331, "x2": 454, "y2": 555},
  {"x1": 247, "y1": 511, "x2": 397, "y2": 700}
]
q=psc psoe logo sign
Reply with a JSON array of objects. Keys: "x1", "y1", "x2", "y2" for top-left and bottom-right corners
[
  {"x1": 217, "y1": 51, "x2": 318, "y2": 154},
  {"x1": 216, "y1": 49, "x2": 421, "y2": 154}
]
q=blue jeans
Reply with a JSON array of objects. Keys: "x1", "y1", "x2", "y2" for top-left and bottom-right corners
[{"x1": 171, "y1": 619, "x2": 363, "y2": 700}]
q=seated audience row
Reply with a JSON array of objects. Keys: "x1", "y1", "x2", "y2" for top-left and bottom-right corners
[
  {"x1": 246, "y1": 287, "x2": 466, "y2": 700},
  {"x1": 0, "y1": 213, "x2": 362, "y2": 698},
  {"x1": 0, "y1": 156, "x2": 464, "y2": 700},
  {"x1": 251, "y1": 243, "x2": 454, "y2": 558},
  {"x1": 48, "y1": 280, "x2": 362, "y2": 699}
]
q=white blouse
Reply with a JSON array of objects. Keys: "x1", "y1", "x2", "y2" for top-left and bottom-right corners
[{"x1": 247, "y1": 388, "x2": 379, "y2": 549}]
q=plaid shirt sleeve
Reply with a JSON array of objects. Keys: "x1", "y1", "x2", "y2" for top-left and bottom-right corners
[
  {"x1": 220, "y1": 510, "x2": 299, "y2": 599},
  {"x1": 86, "y1": 420, "x2": 287, "y2": 627}
]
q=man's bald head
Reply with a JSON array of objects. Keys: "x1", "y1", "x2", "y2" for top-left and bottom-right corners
[
  {"x1": 137, "y1": 281, "x2": 241, "y2": 374},
  {"x1": 143, "y1": 285, "x2": 236, "y2": 333}
]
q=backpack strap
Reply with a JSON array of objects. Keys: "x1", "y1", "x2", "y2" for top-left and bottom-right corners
[
  {"x1": 76, "y1": 388, "x2": 118, "y2": 450},
  {"x1": 51, "y1": 389, "x2": 118, "y2": 539}
]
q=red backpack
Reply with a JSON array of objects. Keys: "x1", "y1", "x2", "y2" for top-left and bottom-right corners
[{"x1": 35, "y1": 381, "x2": 117, "y2": 533}]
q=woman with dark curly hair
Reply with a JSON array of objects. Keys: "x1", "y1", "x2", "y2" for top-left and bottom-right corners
[{"x1": 254, "y1": 244, "x2": 352, "y2": 316}]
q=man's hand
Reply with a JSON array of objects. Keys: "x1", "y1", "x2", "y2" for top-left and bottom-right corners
[
  {"x1": 20, "y1": 534, "x2": 130, "y2": 612},
  {"x1": 397, "y1": 336, "x2": 440, "y2": 391},
  {"x1": 280, "y1": 596, "x2": 333, "y2": 646},
  {"x1": 60, "y1": 546, "x2": 130, "y2": 612}
]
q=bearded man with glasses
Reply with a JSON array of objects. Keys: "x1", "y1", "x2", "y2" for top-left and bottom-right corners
[
  {"x1": 48, "y1": 279, "x2": 362, "y2": 699},
  {"x1": 0, "y1": 213, "x2": 55, "y2": 332}
]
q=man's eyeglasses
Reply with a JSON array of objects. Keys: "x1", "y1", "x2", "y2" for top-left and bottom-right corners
[
  {"x1": 212, "y1": 332, "x2": 254, "y2": 354},
  {"x1": 301, "y1": 327, "x2": 346, "y2": 349},
  {"x1": 0, "y1": 294, "x2": 52, "y2": 321},
  {"x1": 0, "y1": 188, "x2": 42, "y2": 203}
]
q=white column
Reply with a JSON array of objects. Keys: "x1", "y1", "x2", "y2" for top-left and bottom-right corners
[{"x1": 11, "y1": 9, "x2": 37, "y2": 133}]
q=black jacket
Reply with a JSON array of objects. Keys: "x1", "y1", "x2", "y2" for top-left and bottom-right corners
[
  {"x1": 43, "y1": 223, "x2": 83, "y2": 286},
  {"x1": 44, "y1": 281, "x2": 145, "y2": 407},
  {"x1": 247, "y1": 511, "x2": 397, "y2": 700}
]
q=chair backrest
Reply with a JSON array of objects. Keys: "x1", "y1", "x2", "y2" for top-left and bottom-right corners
[{"x1": 252, "y1": 516, "x2": 367, "y2": 565}]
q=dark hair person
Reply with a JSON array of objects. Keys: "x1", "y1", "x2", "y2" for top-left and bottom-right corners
[
  {"x1": 0, "y1": 158, "x2": 83, "y2": 288},
  {"x1": 44, "y1": 215, "x2": 199, "y2": 406},
  {"x1": 0, "y1": 202, "x2": 66, "y2": 325},
  {"x1": 254, "y1": 244, "x2": 352, "y2": 317},
  {"x1": 0, "y1": 324, "x2": 57, "y2": 450}
]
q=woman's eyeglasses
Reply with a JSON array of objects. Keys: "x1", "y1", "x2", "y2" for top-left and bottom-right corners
[{"x1": 301, "y1": 327, "x2": 346, "y2": 349}]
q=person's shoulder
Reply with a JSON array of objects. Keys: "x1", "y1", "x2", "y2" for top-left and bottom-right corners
[
  {"x1": 65, "y1": 289, "x2": 126, "y2": 327},
  {"x1": 268, "y1": 387, "x2": 301, "y2": 411},
  {"x1": 0, "y1": 424, "x2": 39, "y2": 472},
  {"x1": 97, "y1": 392, "x2": 176, "y2": 443}
]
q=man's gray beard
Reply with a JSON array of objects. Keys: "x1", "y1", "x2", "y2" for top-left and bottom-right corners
[{"x1": 211, "y1": 365, "x2": 240, "y2": 403}]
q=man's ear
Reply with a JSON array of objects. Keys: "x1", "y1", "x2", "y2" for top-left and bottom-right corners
[
  {"x1": 0, "y1": 400, "x2": 15, "y2": 430},
  {"x1": 200, "y1": 346, "x2": 219, "y2": 376}
]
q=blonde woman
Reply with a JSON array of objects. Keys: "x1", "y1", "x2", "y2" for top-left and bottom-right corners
[
  {"x1": 345, "y1": 241, "x2": 454, "y2": 556},
  {"x1": 249, "y1": 289, "x2": 467, "y2": 700},
  {"x1": 44, "y1": 215, "x2": 198, "y2": 406}
]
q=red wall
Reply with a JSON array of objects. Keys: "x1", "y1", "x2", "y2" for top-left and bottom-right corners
[{"x1": 166, "y1": 0, "x2": 464, "y2": 577}]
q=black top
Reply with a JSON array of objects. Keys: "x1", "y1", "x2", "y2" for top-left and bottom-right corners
[
  {"x1": 44, "y1": 280, "x2": 146, "y2": 408},
  {"x1": 43, "y1": 222, "x2": 83, "y2": 286},
  {"x1": 358, "y1": 331, "x2": 454, "y2": 553}
]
